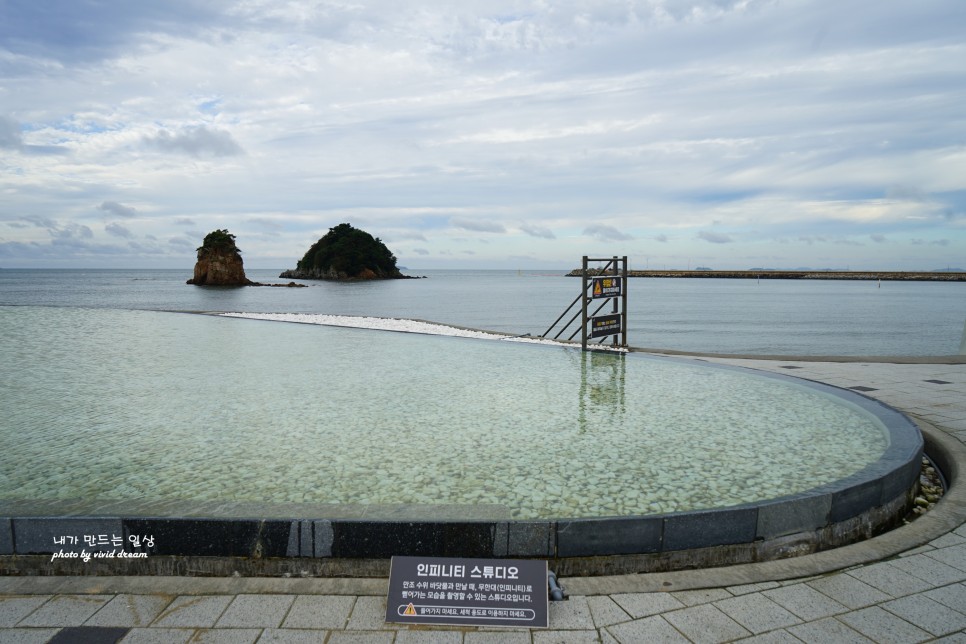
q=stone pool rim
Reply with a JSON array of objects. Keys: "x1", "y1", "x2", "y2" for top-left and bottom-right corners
[{"x1": 0, "y1": 349, "x2": 923, "y2": 576}]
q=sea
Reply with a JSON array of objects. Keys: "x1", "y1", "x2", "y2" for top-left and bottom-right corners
[{"x1": 1, "y1": 268, "x2": 965, "y2": 356}]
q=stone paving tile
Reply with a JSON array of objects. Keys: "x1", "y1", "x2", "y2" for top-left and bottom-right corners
[
  {"x1": 733, "y1": 631, "x2": 803, "y2": 643},
  {"x1": 186, "y1": 628, "x2": 262, "y2": 643},
  {"x1": 881, "y1": 593, "x2": 966, "y2": 636},
  {"x1": 152, "y1": 595, "x2": 232, "y2": 628},
  {"x1": 762, "y1": 583, "x2": 849, "y2": 621},
  {"x1": 214, "y1": 594, "x2": 295, "y2": 628},
  {"x1": 0, "y1": 628, "x2": 63, "y2": 644},
  {"x1": 845, "y1": 561, "x2": 934, "y2": 596},
  {"x1": 713, "y1": 593, "x2": 801, "y2": 634},
  {"x1": 256, "y1": 629, "x2": 329, "y2": 643},
  {"x1": 786, "y1": 617, "x2": 874, "y2": 644},
  {"x1": 898, "y1": 544, "x2": 936, "y2": 557},
  {"x1": 585, "y1": 595, "x2": 631, "y2": 628},
  {"x1": 84, "y1": 594, "x2": 172, "y2": 627},
  {"x1": 925, "y1": 544, "x2": 966, "y2": 573},
  {"x1": 777, "y1": 575, "x2": 824, "y2": 587},
  {"x1": 606, "y1": 615, "x2": 690, "y2": 644},
  {"x1": 889, "y1": 552, "x2": 966, "y2": 586},
  {"x1": 670, "y1": 588, "x2": 732, "y2": 606},
  {"x1": 663, "y1": 603, "x2": 752, "y2": 644},
  {"x1": 119, "y1": 627, "x2": 195, "y2": 643},
  {"x1": 17, "y1": 594, "x2": 113, "y2": 627},
  {"x1": 925, "y1": 582, "x2": 966, "y2": 612},
  {"x1": 326, "y1": 632, "x2": 395, "y2": 644},
  {"x1": 0, "y1": 596, "x2": 50, "y2": 627},
  {"x1": 547, "y1": 596, "x2": 594, "y2": 630},
  {"x1": 805, "y1": 575, "x2": 891, "y2": 610},
  {"x1": 281, "y1": 595, "x2": 355, "y2": 629},
  {"x1": 394, "y1": 629, "x2": 464, "y2": 643},
  {"x1": 837, "y1": 605, "x2": 932, "y2": 644},
  {"x1": 464, "y1": 631, "x2": 531, "y2": 644},
  {"x1": 532, "y1": 629, "x2": 600, "y2": 643},
  {"x1": 725, "y1": 582, "x2": 781, "y2": 596},
  {"x1": 932, "y1": 634, "x2": 966, "y2": 644},
  {"x1": 611, "y1": 593, "x2": 685, "y2": 619},
  {"x1": 344, "y1": 596, "x2": 401, "y2": 631}
]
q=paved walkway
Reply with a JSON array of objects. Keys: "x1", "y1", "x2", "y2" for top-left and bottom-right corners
[{"x1": 2, "y1": 356, "x2": 966, "y2": 643}]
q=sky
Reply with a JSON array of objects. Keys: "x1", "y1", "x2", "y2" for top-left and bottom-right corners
[{"x1": 1, "y1": 0, "x2": 965, "y2": 270}]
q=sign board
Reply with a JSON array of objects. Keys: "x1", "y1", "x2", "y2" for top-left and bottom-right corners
[
  {"x1": 386, "y1": 556, "x2": 548, "y2": 628},
  {"x1": 590, "y1": 314, "x2": 621, "y2": 338},
  {"x1": 591, "y1": 276, "x2": 622, "y2": 299}
]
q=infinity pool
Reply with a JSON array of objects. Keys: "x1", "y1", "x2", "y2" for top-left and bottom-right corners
[{"x1": 1, "y1": 306, "x2": 892, "y2": 520}]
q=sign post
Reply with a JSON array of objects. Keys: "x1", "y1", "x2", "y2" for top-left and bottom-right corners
[
  {"x1": 386, "y1": 556, "x2": 549, "y2": 629},
  {"x1": 581, "y1": 255, "x2": 628, "y2": 351}
]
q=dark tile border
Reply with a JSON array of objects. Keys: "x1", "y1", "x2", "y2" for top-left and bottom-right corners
[
  {"x1": 49, "y1": 627, "x2": 129, "y2": 644},
  {"x1": 557, "y1": 516, "x2": 662, "y2": 557},
  {"x1": 0, "y1": 517, "x2": 11, "y2": 555}
]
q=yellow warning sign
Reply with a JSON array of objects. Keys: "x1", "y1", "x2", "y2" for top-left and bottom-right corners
[
  {"x1": 403, "y1": 603, "x2": 417, "y2": 616},
  {"x1": 590, "y1": 276, "x2": 621, "y2": 299}
]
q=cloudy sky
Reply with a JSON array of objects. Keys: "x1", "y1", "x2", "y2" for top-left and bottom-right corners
[{"x1": 1, "y1": 0, "x2": 964, "y2": 270}]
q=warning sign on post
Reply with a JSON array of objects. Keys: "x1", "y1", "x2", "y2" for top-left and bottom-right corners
[
  {"x1": 386, "y1": 556, "x2": 548, "y2": 628},
  {"x1": 590, "y1": 314, "x2": 622, "y2": 338},
  {"x1": 591, "y1": 276, "x2": 622, "y2": 299}
]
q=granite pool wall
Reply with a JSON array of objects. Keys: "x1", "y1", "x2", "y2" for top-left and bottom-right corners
[{"x1": 0, "y1": 369, "x2": 923, "y2": 577}]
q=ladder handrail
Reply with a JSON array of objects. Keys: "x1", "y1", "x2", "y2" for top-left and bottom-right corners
[
  {"x1": 556, "y1": 305, "x2": 584, "y2": 340},
  {"x1": 541, "y1": 292, "x2": 582, "y2": 338}
]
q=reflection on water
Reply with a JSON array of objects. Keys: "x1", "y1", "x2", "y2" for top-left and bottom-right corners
[{"x1": 577, "y1": 350, "x2": 626, "y2": 434}]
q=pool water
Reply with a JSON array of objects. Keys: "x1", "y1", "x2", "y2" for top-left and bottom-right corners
[{"x1": 0, "y1": 306, "x2": 890, "y2": 520}]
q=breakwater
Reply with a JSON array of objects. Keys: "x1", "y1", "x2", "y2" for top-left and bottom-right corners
[{"x1": 566, "y1": 269, "x2": 966, "y2": 281}]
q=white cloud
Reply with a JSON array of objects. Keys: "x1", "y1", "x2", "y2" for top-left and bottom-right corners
[
  {"x1": 98, "y1": 201, "x2": 137, "y2": 218},
  {"x1": 0, "y1": 0, "x2": 964, "y2": 269},
  {"x1": 584, "y1": 224, "x2": 632, "y2": 242},
  {"x1": 698, "y1": 231, "x2": 733, "y2": 244},
  {"x1": 143, "y1": 126, "x2": 243, "y2": 158},
  {"x1": 520, "y1": 224, "x2": 555, "y2": 239},
  {"x1": 450, "y1": 217, "x2": 506, "y2": 233},
  {"x1": 0, "y1": 115, "x2": 23, "y2": 148},
  {"x1": 105, "y1": 222, "x2": 134, "y2": 238}
]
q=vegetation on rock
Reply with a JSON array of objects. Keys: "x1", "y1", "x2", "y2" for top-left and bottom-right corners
[
  {"x1": 197, "y1": 229, "x2": 241, "y2": 255},
  {"x1": 187, "y1": 228, "x2": 253, "y2": 286},
  {"x1": 281, "y1": 223, "x2": 409, "y2": 280}
]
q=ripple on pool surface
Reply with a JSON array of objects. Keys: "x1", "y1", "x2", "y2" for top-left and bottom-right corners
[{"x1": 0, "y1": 306, "x2": 890, "y2": 520}]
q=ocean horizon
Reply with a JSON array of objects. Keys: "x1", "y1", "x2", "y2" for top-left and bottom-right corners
[{"x1": 2, "y1": 268, "x2": 965, "y2": 356}]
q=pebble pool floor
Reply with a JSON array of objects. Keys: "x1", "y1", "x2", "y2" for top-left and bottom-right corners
[{"x1": 1, "y1": 306, "x2": 890, "y2": 519}]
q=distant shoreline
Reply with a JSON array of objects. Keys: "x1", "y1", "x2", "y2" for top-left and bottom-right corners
[{"x1": 567, "y1": 269, "x2": 966, "y2": 281}]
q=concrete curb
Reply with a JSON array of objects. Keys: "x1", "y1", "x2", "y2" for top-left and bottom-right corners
[{"x1": 564, "y1": 418, "x2": 966, "y2": 595}]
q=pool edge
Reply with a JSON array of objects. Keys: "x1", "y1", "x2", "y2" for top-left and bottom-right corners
[{"x1": 0, "y1": 369, "x2": 927, "y2": 577}]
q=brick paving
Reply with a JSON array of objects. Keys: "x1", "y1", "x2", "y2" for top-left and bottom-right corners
[{"x1": 2, "y1": 357, "x2": 965, "y2": 643}]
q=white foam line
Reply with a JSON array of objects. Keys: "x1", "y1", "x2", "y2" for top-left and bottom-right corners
[{"x1": 219, "y1": 312, "x2": 628, "y2": 351}]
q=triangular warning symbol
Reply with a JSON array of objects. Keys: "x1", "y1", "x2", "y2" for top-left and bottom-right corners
[
  {"x1": 593, "y1": 281, "x2": 602, "y2": 296},
  {"x1": 403, "y1": 603, "x2": 417, "y2": 616}
]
